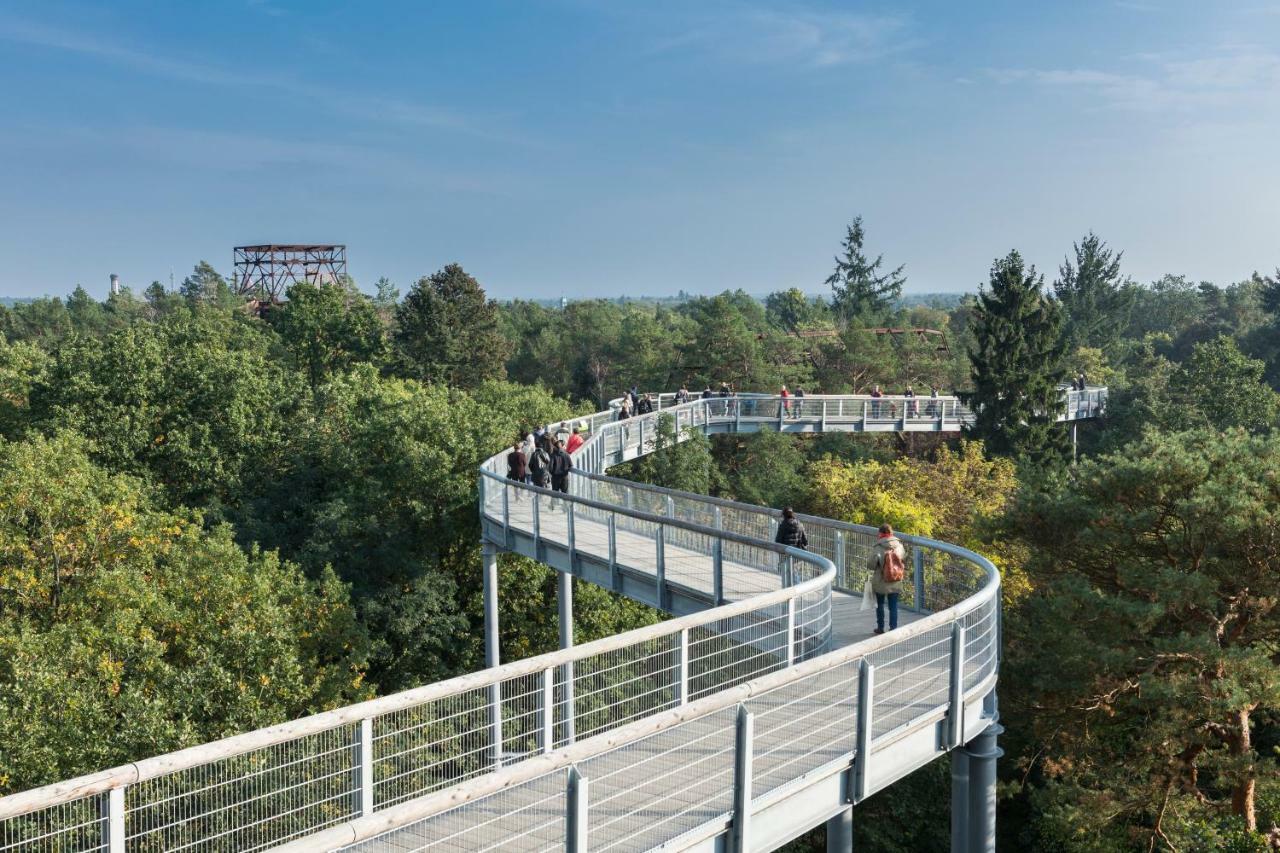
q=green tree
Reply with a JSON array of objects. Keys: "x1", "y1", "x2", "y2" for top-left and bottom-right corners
[
  {"x1": 967, "y1": 251, "x2": 1069, "y2": 468},
  {"x1": 271, "y1": 280, "x2": 387, "y2": 388},
  {"x1": 179, "y1": 261, "x2": 236, "y2": 307},
  {"x1": 394, "y1": 264, "x2": 511, "y2": 388},
  {"x1": 764, "y1": 288, "x2": 829, "y2": 334},
  {"x1": 1007, "y1": 429, "x2": 1280, "y2": 846},
  {"x1": 621, "y1": 413, "x2": 719, "y2": 495},
  {"x1": 825, "y1": 216, "x2": 904, "y2": 326},
  {"x1": 1053, "y1": 232, "x2": 1134, "y2": 355},
  {"x1": 0, "y1": 432, "x2": 368, "y2": 792}
]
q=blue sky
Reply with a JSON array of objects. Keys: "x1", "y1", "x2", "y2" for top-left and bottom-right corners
[{"x1": 1, "y1": 0, "x2": 1278, "y2": 299}]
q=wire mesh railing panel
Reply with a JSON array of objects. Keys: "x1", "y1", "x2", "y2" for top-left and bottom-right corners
[
  {"x1": 1, "y1": 797, "x2": 106, "y2": 853},
  {"x1": 372, "y1": 688, "x2": 492, "y2": 809},
  {"x1": 567, "y1": 637, "x2": 679, "y2": 746},
  {"x1": 687, "y1": 608, "x2": 789, "y2": 702},
  {"x1": 340, "y1": 768, "x2": 567, "y2": 853},
  {"x1": 126, "y1": 723, "x2": 360, "y2": 852},
  {"x1": 867, "y1": 625, "x2": 954, "y2": 739},
  {"x1": 582, "y1": 707, "x2": 739, "y2": 853},
  {"x1": 749, "y1": 657, "x2": 862, "y2": 799}
]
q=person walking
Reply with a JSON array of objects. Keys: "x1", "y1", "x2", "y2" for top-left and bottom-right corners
[
  {"x1": 868, "y1": 523, "x2": 906, "y2": 634},
  {"x1": 904, "y1": 385, "x2": 917, "y2": 418},
  {"x1": 870, "y1": 384, "x2": 884, "y2": 419},
  {"x1": 566, "y1": 422, "x2": 585, "y2": 454},
  {"x1": 506, "y1": 440, "x2": 528, "y2": 499},
  {"x1": 774, "y1": 507, "x2": 808, "y2": 549},
  {"x1": 637, "y1": 393, "x2": 654, "y2": 415},
  {"x1": 676, "y1": 384, "x2": 690, "y2": 405},
  {"x1": 701, "y1": 384, "x2": 714, "y2": 400},
  {"x1": 779, "y1": 384, "x2": 791, "y2": 419},
  {"x1": 617, "y1": 396, "x2": 632, "y2": 420},
  {"x1": 549, "y1": 438, "x2": 573, "y2": 503},
  {"x1": 528, "y1": 438, "x2": 551, "y2": 489},
  {"x1": 793, "y1": 386, "x2": 805, "y2": 418}
]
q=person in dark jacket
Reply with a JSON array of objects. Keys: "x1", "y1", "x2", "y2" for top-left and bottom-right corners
[
  {"x1": 529, "y1": 441, "x2": 551, "y2": 489},
  {"x1": 774, "y1": 507, "x2": 808, "y2": 549},
  {"x1": 637, "y1": 394, "x2": 654, "y2": 415},
  {"x1": 506, "y1": 441, "x2": 528, "y2": 501},
  {"x1": 548, "y1": 439, "x2": 573, "y2": 500},
  {"x1": 701, "y1": 385, "x2": 714, "y2": 400},
  {"x1": 676, "y1": 385, "x2": 690, "y2": 404}
]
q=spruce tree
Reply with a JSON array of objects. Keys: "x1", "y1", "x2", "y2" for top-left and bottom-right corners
[
  {"x1": 825, "y1": 216, "x2": 904, "y2": 325},
  {"x1": 967, "y1": 250, "x2": 1068, "y2": 467},
  {"x1": 394, "y1": 264, "x2": 511, "y2": 388},
  {"x1": 1053, "y1": 232, "x2": 1134, "y2": 355}
]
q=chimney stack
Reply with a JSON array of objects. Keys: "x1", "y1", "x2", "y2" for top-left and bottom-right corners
[{"x1": 110, "y1": 273, "x2": 121, "y2": 296}]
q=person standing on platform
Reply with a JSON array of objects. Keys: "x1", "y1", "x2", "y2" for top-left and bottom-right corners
[
  {"x1": 793, "y1": 386, "x2": 805, "y2": 418},
  {"x1": 549, "y1": 438, "x2": 573, "y2": 504},
  {"x1": 869, "y1": 524, "x2": 906, "y2": 634},
  {"x1": 780, "y1": 384, "x2": 791, "y2": 418},
  {"x1": 566, "y1": 422, "x2": 585, "y2": 454},
  {"x1": 774, "y1": 507, "x2": 808, "y2": 550},
  {"x1": 506, "y1": 440, "x2": 527, "y2": 499}
]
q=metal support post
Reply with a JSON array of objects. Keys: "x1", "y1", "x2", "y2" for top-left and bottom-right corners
[
  {"x1": 948, "y1": 623, "x2": 966, "y2": 749},
  {"x1": 964, "y1": 721, "x2": 1004, "y2": 853},
  {"x1": 566, "y1": 503, "x2": 577, "y2": 573},
  {"x1": 712, "y1": 538, "x2": 724, "y2": 604},
  {"x1": 607, "y1": 515, "x2": 619, "y2": 591},
  {"x1": 826, "y1": 805, "x2": 853, "y2": 853},
  {"x1": 951, "y1": 747, "x2": 970, "y2": 852},
  {"x1": 834, "y1": 531, "x2": 846, "y2": 587},
  {"x1": 532, "y1": 495, "x2": 541, "y2": 558},
  {"x1": 1071, "y1": 422, "x2": 1078, "y2": 465},
  {"x1": 558, "y1": 572, "x2": 576, "y2": 744},
  {"x1": 566, "y1": 766, "x2": 589, "y2": 853},
  {"x1": 820, "y1": 399, "x2": 828, "y2": 431},
  {"x1": 853, "y1": 659, "x2": 874, "y2": 802},
  {"x1": 102, "y1": 787, "x2": 125, "y2": 853},
  {"x1": 482, "y1": 542, "x2": 502, "y2": 766},
  {"x1": 542, "y1": 667, "x2": 555, "y2": 753},
  {"x1": 352, "y1": 717, "x2": 373, "y2": 816},
  {"x1": 501, "y1": 485, "x2": 510, "y2": 546},
  {"x1": 655, "y1": 524, "x2": 667, "y2": 609},
  {"x1": 785, "y1": 597, "x2": 796, "y2": 667},
  {"x1": 731, "y1": 705, "x2": 754, "y2": 853},
  {"x1": 676, "y1": 628, "x2": 690, "y2": 705},
  {"x1": 912, "y1": 547, "x2": 925, "y2": 613}
]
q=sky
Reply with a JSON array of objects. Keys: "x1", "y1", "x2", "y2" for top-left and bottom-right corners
[{"x1": 1, "y1": 0, "x2": 1278, "y2": 300}]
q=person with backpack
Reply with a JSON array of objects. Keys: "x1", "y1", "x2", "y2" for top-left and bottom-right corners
[
  {"x1": 869, "y1": 523, "x2": 906, "y2": 634},
  {"x1": 528, "y1": 439, "x2": 551, "y2": 489},
  {"x1": 548, "y1": 438, "x2": 573, "y2": 503},
  {"x1": 676, "y1": 385, "x2": 690, "y2": 405},
  {"x1": 637, "y1": 394, "x2": 654, "y2": 415}
]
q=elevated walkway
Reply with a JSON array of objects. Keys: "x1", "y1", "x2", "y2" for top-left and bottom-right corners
[{"x1": 0, "y1": 390, "x2": 1105, "y2": 852}]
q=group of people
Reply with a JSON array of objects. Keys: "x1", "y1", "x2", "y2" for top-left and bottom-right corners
[
  {"x1": 775, "y1": 509, "x2": 907, "y2": 635},
  {"x1": 506, "y1": 421, "x2": 582, "y2": 499},
  {"x1": 616, "y1": 386, "x2": 656, "y2": 420},
  {"x1": 1069, "y1": 371, "x2": 1089, "y2": 391}
]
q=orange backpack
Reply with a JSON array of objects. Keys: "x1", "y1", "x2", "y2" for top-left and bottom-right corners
[{"x1": 881, "y1": 547, "x2": 905, "y2": 583}]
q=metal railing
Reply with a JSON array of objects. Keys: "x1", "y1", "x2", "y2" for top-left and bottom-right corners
[{"x1": 0, "y1": 390, "x2": 1021, "y2": 852}]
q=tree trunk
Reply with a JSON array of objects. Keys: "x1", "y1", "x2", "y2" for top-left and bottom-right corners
[{"x1": 1230, "y1": 707, "x2": 1257, "y2": 832}]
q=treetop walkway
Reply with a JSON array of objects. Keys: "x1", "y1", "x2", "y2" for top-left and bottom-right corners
[{"x1": 0, "y1": 389, "x2": 1105, "y2": 853}]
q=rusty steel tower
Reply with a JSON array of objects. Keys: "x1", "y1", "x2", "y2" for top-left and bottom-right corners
[{"x1": 233, "y1": 244, "x2": 347, "y2": 305}]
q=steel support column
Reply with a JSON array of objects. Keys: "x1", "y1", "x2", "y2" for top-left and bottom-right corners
[
  {"x1": 951, "y1": 748, "x2": 970, "y2": 852},
  {"x1": 964, "y1": 721, "x2": 1003, "y2": 853},
  {"x1": 826, "y1": 805, "x2": 853, "y2": 853},
  {"x1": 559, "y1": 572, "x2": 576, "y2": 744},
  {"x1": 482, "y1": 542, "x2": 502, "y2": 766}
]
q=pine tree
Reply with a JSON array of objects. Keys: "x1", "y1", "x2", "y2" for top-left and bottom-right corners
[
  {"x1": 393, "y1": 264, "x2": 511, "y2": 388},
  {"x1": 1053, "y1": 232, "x2": 1134, "y2": 355},
  {"x1": 825, "y1": 216, "x2": 904, "y2": 325},
  {"x1": 967, "y1": 250, "x2": 1068, "y2": 467}
]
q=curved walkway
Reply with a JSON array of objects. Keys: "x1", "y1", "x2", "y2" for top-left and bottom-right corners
[{"x1": 0, "y1": 391, "x2": 1103, "y2": 853}]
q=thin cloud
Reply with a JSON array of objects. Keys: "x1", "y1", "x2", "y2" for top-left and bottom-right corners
[
  {"x1": 990, "y1": 47, "x2": 1280, "y2": 112},
  {"x1": 645, "y1": 5, "x2": 916, "y2": 69},
  {"x1": 0, "y1": 15, "x2": 508, "y2": 141}
]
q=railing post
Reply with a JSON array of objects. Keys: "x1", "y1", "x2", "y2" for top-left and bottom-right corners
[
  {"x1": 502, "y1": 484, "x2": 510, "y2": 546},
  {"x1": 785, "y1": 597, "x2": 797, "y2": 666},
  {"x1": 639, "y1": 417, "x2": 645, "y2": 452},
  {"x1": 542, "y1": 667, "x2": 555, "y2": 753},
  {"x1": 655, "y1": 524, "x2": 667, "y2": 609},
  {"x1": 820, "y1": 398, "x2": 828, "y2": 431},
  {"x1": 665, "y1": 495, "x2": 675, "y2": 517},
  {"x1": 567, "y1": 502, "x2": 577, "y2": 572},
  {"x1": 949, "y1": 623, "x2": 967, "y2": 748},
  {"x1": 712, "y1": 537, "x2": 724, "y2": 604},
  {"x1": 559, "y1": 572, "x2": 576, "y2": 745},
  {"x1": 566, "y1": 766, "x2": 589, "y2": 853},
  {"x1": 607, "y1": 514, "x2": 619, "y2": 591},
  {"x1": 913, "y1": 547, "x2": 925, "y2": 613},
  {"x1": 853, "y1": 659, "x2": 875, "y2": 802},
  {"x1": 834, "y1": 530, "x2": 846, "y2": 588},
  {"x1": 731, "y1": 704, "x2": 754, "y2": 853},
  {"x1": 676, "y1": 628, "x2": 690, "y2": 706},
  {"x1": 102, "y1": 786, "x2": 125, "y2": 853},
  {"x1": 532, "y1": 493, "x2": 541, "y2": 558},
  {"x1": 482, "y1": 542, "x2": 503, "y2": 766},
  {"x1": 351, "y1": 717, "x2": 374, "y2": 817}
]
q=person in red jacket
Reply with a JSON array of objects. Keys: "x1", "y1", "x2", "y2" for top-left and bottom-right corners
[{"x1": 565, "y1": 422, "x2": 585, "y2": 454}]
